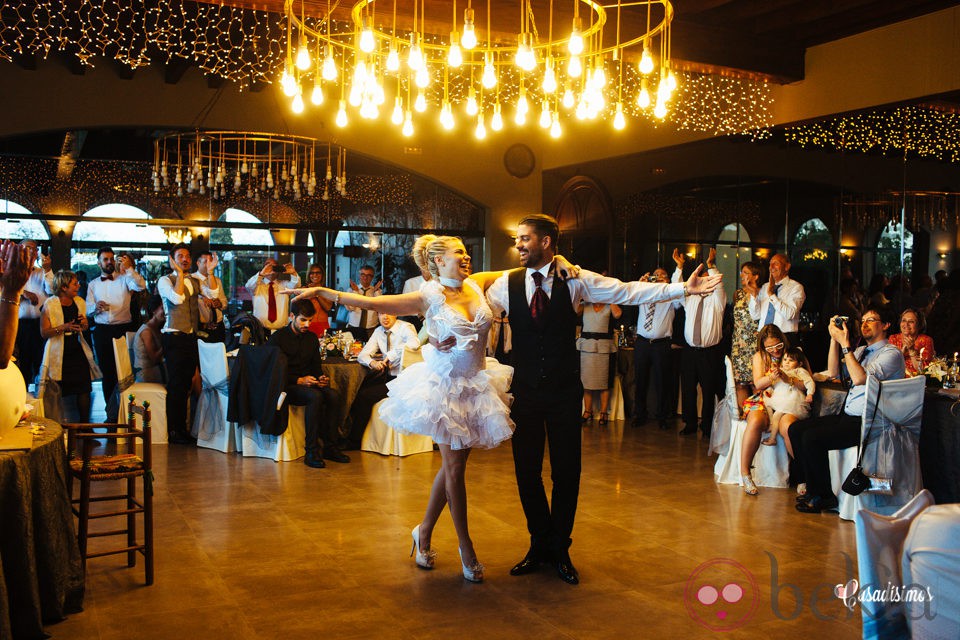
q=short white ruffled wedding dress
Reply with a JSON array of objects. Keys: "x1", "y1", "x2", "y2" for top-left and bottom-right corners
[{"x1": 378, "y1": 279, "x2": 515, "y2": 450}]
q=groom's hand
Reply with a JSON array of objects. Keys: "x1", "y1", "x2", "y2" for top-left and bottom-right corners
[{"x1": 685, "y1": 264, "x2": 722, "y2": 296}]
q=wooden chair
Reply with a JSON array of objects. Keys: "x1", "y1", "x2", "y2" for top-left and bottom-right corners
[{"x1": 64, "y1": 395, "x2": 154, "y2": 585}]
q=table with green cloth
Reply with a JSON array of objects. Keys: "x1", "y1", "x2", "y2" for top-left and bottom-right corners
[
  {"x1": 0, "y1": 419, "x2": 84, "y2": 639},
  {"x1": 321, "y1": 357, "x2": 367, "y2": 437}
]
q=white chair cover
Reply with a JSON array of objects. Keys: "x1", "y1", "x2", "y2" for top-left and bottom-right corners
[
  {"x1": 362, "y1": 346, "x2": 434, "y2": 457},
  {"x1": 710, "y1": 357, "x2": 739, "y2": 456},
  {"x1": 113, "y1": 335, "x2": 168, "y2": 444},
  {"x1": 854, "y1": 489, "x2": 935, "y2": 640},
  {"x1": 239, "y1": 405, "x2": 307, "y2": 462},
  {"x1": 192, "y1": 341, "x2": 240, "y2": 453},
  {"x1": 902, "y1": 503, "x2": 960, "y2": 640},
  {"x1": 830, "y1": 375, "x2": 925, "y2": 521}
]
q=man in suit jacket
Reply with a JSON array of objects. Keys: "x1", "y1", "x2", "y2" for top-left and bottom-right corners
[{"x1": 485, "y1": 214, "x2": 722, "y2": 584}]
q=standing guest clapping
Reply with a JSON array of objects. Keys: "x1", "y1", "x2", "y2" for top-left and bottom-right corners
[
  {"x1": 731, "y1": 262, "x2": 761, "y2": 412},
  {"x1": 344, "y1": 265, "x2": 381, "y2": 341},
  {"x1": 14, "y1": 239, "x2": 53, "y2": 386},
  {"x1": 750, "y1": 253, "x2": 805, "y2": 348},
  {"x1": 303, "y1": 264, "x2": 332, "y2": 338},
  {"x1": 888, "y1": 308, "x2": 934, "y2": 378},
  {"x1": 1, "y1": 240, "x2": 33, "y2": 369}
]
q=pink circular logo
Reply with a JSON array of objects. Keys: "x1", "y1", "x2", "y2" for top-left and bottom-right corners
[{"x1": 684, "y1": 558, "x2": 759, "y2": 631}]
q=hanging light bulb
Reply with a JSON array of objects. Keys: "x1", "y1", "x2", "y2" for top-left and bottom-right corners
[
  {"x1": 322, "y1": 45, "x2": 337, "y2": 80},
  {"x1": 593, "y1": 61, "x2": 607, "y2": 88},
  {"x1": 440, "y1": 101, "x2": 455, "y2": 130},
  {"x1": 402, "y1": 111, "x2": 414, "y2": 136},
  {"x1": 336, "y1": 100, "x2": 348, "y2": 127},
  {"x1": 568, "y1": 17, "x2": 584, "y2": 55},
  {"x1": 296, "y1": 35, "x2": 311, "y2": 70},
  {"x1": 448, "y1": 32, "x2": 463, "y2": 67},
  {"x1": 491, "y1": 103, "x2": 503, "y2": 131},
  {"x1": 562, "y1": 85, "x2": 575, "y2": 109},
  {"x1": 466, "y1": 86, "x2": 479, "y2": 115},
  {"x1": 542, "y1": 57, "x2": 557, "y2": 93},
  {"x1": 568, "y1": 55, "x2": 582, "y2": 78},
  {"x1": 665, "y1": 67, "x2": 678, "y2": 93},
  {"x1": 654, "y1": 93, "x2": 667, "y2": 119},
  {"x1": 373, "y1": 80, "x2": 385, "y2": 105},
  {"x1": 515, "y1": 33, "x2": 536, "y2": 71},
  {"x1": 415, "y1": 66, "x2": 430, "y2": 88},
  {"x1": 391, "y1": 97, "x2": 404, "y2": 125},
  {"x1": 482, "y1": 54, "x2": 496, "y2": 89},
  {"x1": 414, "y1": 90, "x2": 427, "y2": 112},
  {"x1": 281, "y1": 60, "x2": 297, "y2": 96},
  {"x1": 408, "y1": 35, "x2": 424, "y2": 71},
  {"x1": 539, "y1": 101, "x2": 551, "y2": 128},
  {"x1": 575, "y1": 96, "x2": 588, "y2": 120},
  {"x1": 386, "y1": 42, "x2": 400, "y2": 71},
  {"x1": 311, "y1": 77, "x2": 324, "y2": 105},
  {"x1": 639, "y1": 42, "x2": 654, "y2": 74},
  {"x1": 475, "y1": 112, "x2": 486, "y2": 139},
  {"x1": 550, "y1": 113, "x2": 562, "y2": 138},
  {"x1": 359, "y1": 22, "x2": 376, "y2": 53},
  {"x1": 515, "y1": 87, "x2": 528, "y2": 125},
  {"x1": 462, "y1": 8, "x2": 477, "y2": 49},
  {"x1": 292, "y1": 91, "x2": 305, "y2": 114},
  {"x1": 637, "y1": 78, "x2": 651, "y2": 108},
  {"x1": 613, "y1": 102, "x2": 625, "y2": 130}
]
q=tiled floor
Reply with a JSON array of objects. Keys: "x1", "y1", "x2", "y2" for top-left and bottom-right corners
[{"x1": 49, "y1": 419, "x2": 862, "y2": 639}]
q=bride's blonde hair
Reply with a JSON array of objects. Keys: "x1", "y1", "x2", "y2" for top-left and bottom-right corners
[{"x1": 412, "y1": 235, "x2": 461, "y2": 279}]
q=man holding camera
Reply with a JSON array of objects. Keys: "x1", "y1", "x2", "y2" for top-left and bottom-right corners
[
  {"x1": 245, "y1": 258, "x2": 301, "y2": 335},
  {"x1": 788, "y1": 306, "x2": 904, "y2": 513}
]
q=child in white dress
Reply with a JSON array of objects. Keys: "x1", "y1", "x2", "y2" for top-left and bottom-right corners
[{"x1": 761, "y1": 347, "x2": 815, "y2": 446}]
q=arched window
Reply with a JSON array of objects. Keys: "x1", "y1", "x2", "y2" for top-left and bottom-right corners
[
  {"x1": 716, "y1": 223, "x2": 752, "y2": 303},
  {"x1": 876, "y1": 221, "x2": 913, "y2": 279},
  {"x1": 211, "y1": 208, "x2": 274, "y2": 246},
  {"x1": 211, "y1": 209, "x2": 275, "y2": 309},
  {"x1": 790, "y1": 217, "x2": 833, "y2": 320},
  {"x1": 0, "y1": 199, "x2": 49, "y2": 240},
  {"x1": 791, "y1": 218, "x2": 833, "y2": 263},
  {"x1": 73, "y1": 204, "x2": 167, "y2": 243}
]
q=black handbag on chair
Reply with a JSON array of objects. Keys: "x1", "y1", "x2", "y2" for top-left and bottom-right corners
[{"x1": 841, "y1": 380, "x2": 894, "y2": 496}]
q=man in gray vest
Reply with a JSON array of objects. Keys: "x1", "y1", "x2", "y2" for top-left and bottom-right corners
[
  {"x1": 485, "y1": 214, "x2": 722, "y2": 584},
  {"x1": 158, "y1": 243, "x2": 219, "y2": 444}
]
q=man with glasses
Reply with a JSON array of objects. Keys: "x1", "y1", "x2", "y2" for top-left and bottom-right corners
[
  {"x1": 789, "y1": 305, "x2": 904, "y2": 513},
  {"x1": 343, "y1": 265, "x2": 381, "y2": 341}
]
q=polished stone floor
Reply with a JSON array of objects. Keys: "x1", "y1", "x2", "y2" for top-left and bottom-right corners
[{"x1": 51, "y1": 419, "x2": 862, "y2": 639}]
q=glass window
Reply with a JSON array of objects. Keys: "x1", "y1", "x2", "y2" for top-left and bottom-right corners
[
  {"x1": 212, "y1": 209, "x2": 275, "y2": 314},
  {"x1": 876, "y1": 220, "x2": 913, "y2": 278},
  {"x1": 212, "y1": 208, "x2": 274, "y2": 246},
  {"x1": 716, "y1": 223, "x2": 752, "y2": 303},
  {"x1": 0, "y1": 199, "x2": 49, "y2": 240},
  {"x1": 73, "y1": 204, "x2": 168, "y2": 243}
]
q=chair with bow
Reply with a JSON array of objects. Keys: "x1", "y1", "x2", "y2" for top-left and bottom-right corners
[
  {"x1": 361, "y1": 346, "x2": 435, "y2": 456},
  {"x1": 64, "y1": 395, "x2": 154, "y2": 585},
  {"x1": 192, "y1": 341, "x2": 240, "y2": 453},
  {"x1": 113, "y1": 335, "x2": 168, "y2": 444},
  {"x1": 714, "y1": 356, "x2": 791, "y2": 488},
  {"x1": 829, "y1": 374, "x2": 926, "y2": 521}
]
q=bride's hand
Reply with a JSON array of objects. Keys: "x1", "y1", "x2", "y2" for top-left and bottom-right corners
[
  {"x1": 281, "y1": 286, "x2": 324, "y2": 302},
  {"x1": 554, "y1": 255, "x2": 581, "y2": 279}
]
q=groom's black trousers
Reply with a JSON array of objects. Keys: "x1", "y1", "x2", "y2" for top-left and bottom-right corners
[{"x1": 510, "y1": 378, "x2": 583, "y2": 554}]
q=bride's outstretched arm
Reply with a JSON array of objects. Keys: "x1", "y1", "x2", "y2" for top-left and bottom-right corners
[{"x1": 282, "y1": 287, "x2": 424, "y2": 316}]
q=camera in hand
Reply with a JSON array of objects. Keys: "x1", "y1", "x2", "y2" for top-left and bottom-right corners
[
  {"x1": 833, "y1": 316, "x2": 849, "y2": 328},
  {"x1": 271, "y1": 263, "x2": 292, "y2": 281}
]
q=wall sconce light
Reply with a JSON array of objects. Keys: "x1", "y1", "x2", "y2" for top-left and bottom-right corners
[
  {"x1": 165, "y1": 229, "x2": 192, "y2": 244},
  {"x1": 938, "y1": 252, "x2": 949, "y2": 260}
]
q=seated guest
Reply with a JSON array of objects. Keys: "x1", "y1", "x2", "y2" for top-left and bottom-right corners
[
  {"x1": 888, "y1": 308, "x2": 934, "y2": 378},
  {"x1": 134, "y1": 294, "x2": 165, "y2": 383},
  {"x1": 789, "y1": 306, "x2": 904, "y2": 513},
  {"x1": 39, "y1": 270, "x2": 101, "y2": 422},
  {"x1": 267, "y1": 299, "x2": 349, "y2": 468},
  {"x1": 304, "y1": 263, "x2": 332, "y2": 338},
  {"x1": 245, "y1": 258, "x2": 301, "y2": 335},
  {"x1": 346, "y1": 312, "x2": 419, "y2": 448}
]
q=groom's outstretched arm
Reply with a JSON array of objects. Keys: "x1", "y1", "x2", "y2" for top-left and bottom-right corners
[{"x1": 574, "y1": 265, "x2": 721, "y2": 306}]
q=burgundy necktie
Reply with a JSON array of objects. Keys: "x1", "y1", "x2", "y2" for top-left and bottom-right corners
[
  {"x1": 530, "y1": 272, "x2": 548, "y2": 329},
  {"x1": 267, "y1": 281, "x2": 277, "y2": 323}
]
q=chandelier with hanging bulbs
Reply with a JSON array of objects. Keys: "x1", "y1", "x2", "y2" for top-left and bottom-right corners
[
  {"x1": 152, "y1": 131, "x2": 347, "y2": 203},
  {"x1": 280, "y1": 0, "x2": 675, "y2": 139}
]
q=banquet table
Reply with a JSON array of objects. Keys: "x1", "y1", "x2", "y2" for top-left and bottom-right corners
[
  {"x1": 0, "y1": 419, "x2": 84, "y2": 639},
  {"x1": 320, "y1": 356, "x2": 367, "y2": 437}
]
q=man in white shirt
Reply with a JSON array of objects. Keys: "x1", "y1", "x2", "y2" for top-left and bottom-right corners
[
  {"x1": 750, "y1": 253, "x2": 805, "y2": 347},
  {"x1": 194, "y1": 251, "x2": 227, "y2": 343},
  {"x1": 157, "y1": 244, "x2": 221, "y2": 444},
  {"x1": 675, "y1": 248, "x2": 727, "y2": 438},
  {"x1": 346, "y1": 312, "x2": 419, "y2": 448},
  {"x1": 633, "y1": 266, "x2": 680, "y2": 430},
  {"x1": 400, "y1": 267, "x2": 429, "y2": 331},
  {"x1": 85, "y1": 246, "x2": 146, "y2": 421},
  {"x1": 14, "y1": 239, "x2": 53, "y2": 386},
  {"x1": 244, "y1": 258, "x2": 301, "y2": 335},
  {"x1": 485, "y1": 213, "x2": 722, "y2": 585},
  {"x1": 344, "y1": 265, "x2": 381, "y2": 341}
]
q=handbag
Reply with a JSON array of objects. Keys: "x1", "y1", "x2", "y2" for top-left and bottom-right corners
[{"x1": 841, "y1": 380, "x2": 894, "y2": 496}]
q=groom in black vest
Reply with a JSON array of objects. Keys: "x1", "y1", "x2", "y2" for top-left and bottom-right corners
[{"x1": 486, "y1": 214, "x2": 722, "y2": 584}]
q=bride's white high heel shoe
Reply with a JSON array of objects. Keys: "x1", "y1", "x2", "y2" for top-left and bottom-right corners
[
  {"x1": 458, "y1": 548, "x2": 484, "y2": 583},
  {"x1": 410, "y1": 525, "x2": 436, "y2": 569}
]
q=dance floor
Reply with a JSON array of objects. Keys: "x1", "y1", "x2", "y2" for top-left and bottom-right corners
[{"x1": 51, "y1": 418, "x2": 861, "y2": 639}]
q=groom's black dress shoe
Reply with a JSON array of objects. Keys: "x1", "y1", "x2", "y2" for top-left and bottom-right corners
[
  {"x1": 795, "y1": 495, "x2": 839, "y2": 513},
  {"x1": 510, "y1": 548, "x2": 546, "y2": 576},
  {"x1": 555, "y1": 551, "x2": 580, "y2": 585}
]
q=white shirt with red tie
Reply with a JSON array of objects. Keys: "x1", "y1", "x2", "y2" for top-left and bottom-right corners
[{"x1": 244, "y1": 273, "x2": 301, "y2": 331}]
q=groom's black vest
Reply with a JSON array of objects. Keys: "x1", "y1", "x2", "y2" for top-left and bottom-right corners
[{"x1": 507, "y1": 267, "x2": 580, "y2": 389}]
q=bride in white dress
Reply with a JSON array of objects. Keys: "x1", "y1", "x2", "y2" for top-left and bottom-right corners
[{"x1": 286, "y1": 235, "x2": 523, "y2": 583}]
